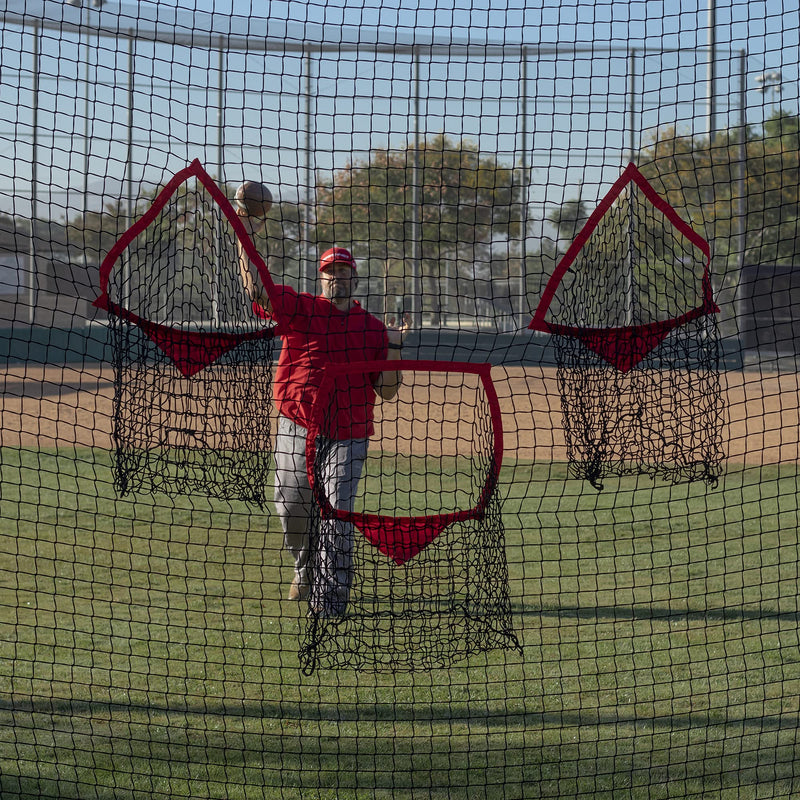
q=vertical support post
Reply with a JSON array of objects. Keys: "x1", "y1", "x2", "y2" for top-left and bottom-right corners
[
  {"x1": 707, "y1": 0, "x2": 717, "y2": 143},
  {"x1": 217, "y1": 41, "x2": 225, "y2": 183},
  {"x1": 82, "y1": 6, "x2": 91, "y2": 224},
  {"x1": 519, "y1": 46, "x2": 529, "y2": 328},
  {"x1": 124, "y1": 31, "x2": 134, "y2": 305},
  {"x1": 212, "y1": 38, "x2": 224, "y2": 326},
  {"x1": 625, "y1": 47, "x2": 637, "y2": 326},
  {"x1": 411, "y1": 47, "x2": 423, "y2": 331},
  {"x1": 126, "y1": 32, "x2": 134, "y2": 219},
  {"x1": 28, "y1": 22, "x2": 40, "y2": 325},
  {"x1": 737, "y1": 49, "x2": 747, "y2": 270},
  {"x1": 303, "y1": 44, "x2": 314, "y2": 295},
  {"x1": 627, "y1": 48, "x2": 637, "y2": 163}
]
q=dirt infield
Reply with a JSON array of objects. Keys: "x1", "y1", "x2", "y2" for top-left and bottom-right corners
[{"x1": 1, "y1": 363, "x2": 798, "y2": 465}]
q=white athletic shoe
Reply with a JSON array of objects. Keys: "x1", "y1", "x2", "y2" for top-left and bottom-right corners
[{"x1": 288, "y1": 576, "x2": 309, "y2": 601}]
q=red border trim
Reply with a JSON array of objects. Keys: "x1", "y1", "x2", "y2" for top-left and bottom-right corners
[
  {"x1": 92, "y1": 160, "x2": 278, "y2": 376},
  {"x1": 529, "y1": 162, "x2": 719, "y2": 347},
  {"x1": 305, "y1": 360, "x2": 503, "y2": 565},
  {"x1": 94, "y1": 159, "x2": 276, "y2": 306}
]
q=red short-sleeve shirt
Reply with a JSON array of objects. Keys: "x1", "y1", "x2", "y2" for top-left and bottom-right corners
[{"x1": 256, "y1": 285, "x2": 388, "y2": 440}]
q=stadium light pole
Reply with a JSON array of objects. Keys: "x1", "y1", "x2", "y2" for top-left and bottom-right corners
[{"x1": 754, "y1": 70, "x2": 782, "y2": 106}]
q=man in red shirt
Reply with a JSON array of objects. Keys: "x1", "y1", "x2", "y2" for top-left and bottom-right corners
[{"x1": 237, "y1": 218, "x2": 408, "y2": 616}]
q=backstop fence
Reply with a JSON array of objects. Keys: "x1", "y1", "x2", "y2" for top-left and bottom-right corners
[{"x1": 1, "y1": 1, "x2": 800, "y2": 798}]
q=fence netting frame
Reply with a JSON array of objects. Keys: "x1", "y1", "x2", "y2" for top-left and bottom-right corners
[{"x1": 2, "y1": 2, "x2": 800, "y2": 798}]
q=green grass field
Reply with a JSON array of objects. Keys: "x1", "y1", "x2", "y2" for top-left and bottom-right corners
[{"x1": 1, "y1": 448, "x2": 799, "y2": 799}]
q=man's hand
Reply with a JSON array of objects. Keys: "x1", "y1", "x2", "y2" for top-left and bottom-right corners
[
  {"x1": 375, "y1": 313, "x2": 411, "y2": 401},
  {"x1": 386, "y1": 313, "x2": 411, "y2": 349}
]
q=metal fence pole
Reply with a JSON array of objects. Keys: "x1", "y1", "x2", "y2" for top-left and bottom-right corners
[
  {"x1": 519, "y1": 46, "x2": 529, "y2": 328},
  {"x1": 28, "y1": 22, "x2": 40, "y2": 325},
  {"x1": 304, "y1": 44, "x2": 314, "y2": 295},
  {"x1": 738, "y1": 49, "x2": 747, "y2": 270},
  {"x1": 625, "y1": 47, "x2": 637, "y2": 327},
  {"x1": 707, "y1": 0, "x2": 717, "y2": 142},
  {"x1": 121, "y1": 30, "x2": 134, "y2": 313},
  {"x1": 213, "y1": 39, "x2": 224, "y2": 326},
  {"x1": 411, "y1": 46, "x2": 422, "y2": 330}
]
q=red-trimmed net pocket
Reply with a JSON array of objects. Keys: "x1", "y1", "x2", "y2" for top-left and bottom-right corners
[
  {"x1": 93, "y1": 160, "x2": 277, "y2": 500},
  {"x1": 300, "y1": 360, "x2": 519, "y2": 673},
  {"x1": 306, "y1": 360, "x2": 503, "y2": 565}
]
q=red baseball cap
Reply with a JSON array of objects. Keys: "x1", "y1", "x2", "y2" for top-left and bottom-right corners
[{"x1": 319, "y1": 247, "x2": 357, "y2": 273}]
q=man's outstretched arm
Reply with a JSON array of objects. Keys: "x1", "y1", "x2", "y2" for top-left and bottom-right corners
[{"x1": 235, "y1": 215, "x2": 272, "y2": 314}]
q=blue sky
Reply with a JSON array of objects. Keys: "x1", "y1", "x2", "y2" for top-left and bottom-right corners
[
  {"x1": 167, "y1": 0, "x2": 798, "y2": 58},
  {"x1": 2, "y1": 0, "x2": 799, "y2": 219},
  {"x1": 131, "y1": 0, "x2": 798, "y2": 200}
]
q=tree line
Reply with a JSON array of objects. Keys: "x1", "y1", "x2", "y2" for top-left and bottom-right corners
[{"x1": 4, "y1": 113, "x2": 798, "y2": 323}]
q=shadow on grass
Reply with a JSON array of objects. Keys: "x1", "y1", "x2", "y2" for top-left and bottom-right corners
[
  {"x1": 2, "y1": 693, "x2": 799, "y2": 800},
  {"x1": 2, "y1": 691, "x2": 798, "y2": 733},
  {"x1": 512, "y1": 601, "x2": 800, "y2": 624}
]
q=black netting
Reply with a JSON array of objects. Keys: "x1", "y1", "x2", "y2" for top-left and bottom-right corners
[
  {"x1": 299, "y1": 365, "x2": 518, "y2": 672},
  {"x1": 553, "y1": 320, "x2": 724, "y2": 489},
  {"x1": 3, "y1": 2, "x2": 800, "y2": 798},
  {"x1": 538, "y1": 171, "x2": 725, "y2": 488},
  {"x1": 106, "y1": 173, "x2": 275, "y2": 501},
  {"x1": 110, "y1": 316, "x2": 274, "y2": 501}
]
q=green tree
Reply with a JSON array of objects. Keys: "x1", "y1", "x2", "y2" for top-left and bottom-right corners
[
  {"x1": 62, "y1": 180, "x2": 301, "y2": 321},
  {"x1": 638, "y1": 111, "x2": 800, "y2": 268},
  {"x1": 523, "y1": 195, "x2": 593, "y2": 325},
  {"x1": 313, "y1": 133, "x2": 527, "y2": 323},
  {"x1": 257, "y1": 197, "x2": 303, "y2": 287},
  {"x1": 742, "y1": 112, "x2": 800, "y2": 266},
  {"x1": 65, "y1": 199, "x2": 133, "y2": 267},
  {"x1": 547, "y1": 195, "x2": 591, "y2": 252},
  {"x1": 634, "y1": 110, "x2": 800, "y2": 332}
]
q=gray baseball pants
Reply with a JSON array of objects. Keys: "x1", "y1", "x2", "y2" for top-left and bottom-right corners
[{"x1": 273, "y1": 415, "x2": 367, "y2": 615}]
